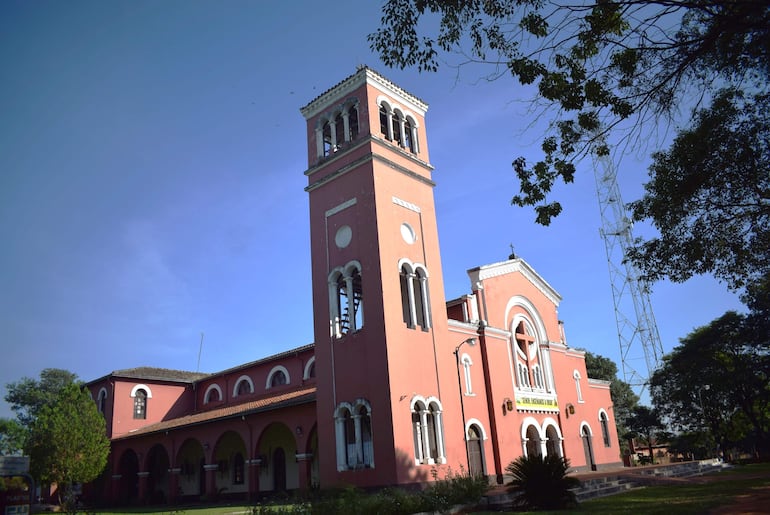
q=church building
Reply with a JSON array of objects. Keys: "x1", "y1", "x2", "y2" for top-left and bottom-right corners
[{"x1": 85, "y1": 67, "x2": 621, "y2": 505}]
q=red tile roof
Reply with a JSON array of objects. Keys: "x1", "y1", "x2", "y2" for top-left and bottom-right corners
[{"x1": 114, "y1": 385, "x2": 316, "y2": 440}]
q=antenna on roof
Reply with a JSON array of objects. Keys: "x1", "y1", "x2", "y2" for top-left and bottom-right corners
[{"x1": 196, "y1": 332, "x2": 204, "y2": 372}]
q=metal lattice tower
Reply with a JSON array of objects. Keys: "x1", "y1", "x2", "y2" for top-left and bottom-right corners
[{"x1": 593, "y1": 154, "x2": 664, "y2": 398}]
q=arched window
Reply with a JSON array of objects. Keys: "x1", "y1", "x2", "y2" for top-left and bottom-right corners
[
  {"x1": 303, "y1": 357, "x2": 316, "y2": 380},
  {"x1": 600, "y1": 411, "x2": 611, "y2": 447},
  {"x1": 322, "y1": 119, "x2": 334, "y2": 156},
  {"x1": 462, "y1": 354, "x2": 473, "y2": 395},
  {"x1": 574, "y1": 370, "x2": 584, "y2": 402},
  {"x1": 133, "y1": 389, "x2": 147, "y2": 420},
  {"x1": 392, "y1": 110, "x2": 404, "y2": 147},
  {"x1": 130, "y1": 384, "x2": 152, "y2": 420},
  {"x1": 97, "y1": 388, "x2": 107, "y2": 413},
  {"x1": 334, "y1": 400, "x2": 374, "y2": 470},
  {"x1": 204, "y1": 384, "x2": 222, "y2": 404},
  {"x1": 234, "y1": 375, "x2": 254, "y2": 397},
  {"x1": 533, "y1": 364, "x2": 544, "y2": 390},
  {"x1": 329, "y1": 262, "x2": 364, "y2": 338},
  {"x1": 525, "y1": 425, "x2": 541, "y2": 457},
  {"x1": 347, "y1": 103, "x2": 359, "y2": 141},
  {"x1": 517, "y1": 363, "x2": 530, "y2": 388},
  {"x1": 545, "y1": 423, "x2": 563, "y2": 457},
  {"x1": 267, "y1": 366, "x2": 290, "y2": 388},
  {"x1": 411, "y1": 397, "x2": 445, "y2": 465},
  {"x1": 404, "y1": 116, "x2": 418, "y2": 153},
  {"x1": 379, "y1": 103, "x2": 392, "y2": 140},
  {"x1": 399, "y1": 261, "x2": 431, "y2": 330}
]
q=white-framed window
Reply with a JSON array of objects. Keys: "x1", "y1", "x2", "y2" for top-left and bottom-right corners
[
  {"x1": 334, "y1": 399, "x2": 374, "y2": 470},
  {"x1": 130, "y1": 384, "x2": 152, "y2": 420},
  {"x1": 599, "y1": 410, "x2": 611, "y2": 447},
  {"x1": 533, "y1": 364, "x2": 544, "y2": 390},
  {"x1": 461, "y1": 354, "x2": 474, "y2": 395},
  {"x1": 378, "y1": 98, "x2": 419, "y2": 154},
  {"x1": 410, "y1": 396, "x2": 446, "y2": 465},
  {"x1": 517, "y1": 362, "x2": 530, "y2": 388},
  {"x1": 574, "y1": 370, "x2": 584, "y2": 402},
  {"x1": 204, "y1": 384, "x2": 223, "y2": 404},
  {"x1": 266, "y1": 365, "x2": 290, "y2": 388},
  {"x1": 329, "y1": 261, "x2": 364, "y2": 338},
  {"x1": 399, "y1": 259, "x2": 431, "y2": 330},
  {"x1": 233, "y1": 375, "x2": 254, "y2": 397},
  {"x1": 316, "y1": 99, "x2": 360, "y2": 158}
]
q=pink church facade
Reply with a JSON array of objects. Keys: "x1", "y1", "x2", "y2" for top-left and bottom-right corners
[{"x1": 85, "y1": 67, "x2": 621, "y2": 505}]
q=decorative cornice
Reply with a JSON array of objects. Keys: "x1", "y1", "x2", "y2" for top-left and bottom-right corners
[
  {"x1": 300, "y1": 66, "x2": 428, "y2": 120},
  {"x1": 468, "y1": 258, "x2": 562, "y2": 306}
]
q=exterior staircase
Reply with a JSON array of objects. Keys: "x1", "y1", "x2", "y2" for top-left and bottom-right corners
[
  {"x1": 478, "y1": 459, "x2": 731, "y2": 509},
  {"x1": 571, "y1": 458, "x2": 731, "y2": 502}
]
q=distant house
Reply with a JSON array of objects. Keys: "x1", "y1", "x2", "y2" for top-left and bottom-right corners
[{"x1": 85, "y1": 67, "x2": 621, "y2": 505}]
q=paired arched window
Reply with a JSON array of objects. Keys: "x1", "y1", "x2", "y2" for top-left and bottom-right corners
[
  {"x1": 399, "y1": 260, "x2": 431, "y2": 330},
  {"x1": 334, "y1": 400, "x2": 374, "y2": 470},
  {"x1": 378, "y1": 99, "x2": 419, "y2": 154},
  {"x1": 317, "y1": 100, "x2": 360, "y2": 158},
  {"x1": 329, "y1": 262, "x2": 364, "y2": 338},
  {"x1": 522, "y1": 417, "x2": 564, "y2": 458},
  {"x1": 411, "y1": 396, "x2": 446, "y2": 465},
  {"x1": 130, "y1": 384, "x2": 152, "y2": 420}
]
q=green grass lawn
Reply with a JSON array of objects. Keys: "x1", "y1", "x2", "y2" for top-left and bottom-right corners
[{"x1": 477, "y1": 461, "x2": 770, "y2": 515}]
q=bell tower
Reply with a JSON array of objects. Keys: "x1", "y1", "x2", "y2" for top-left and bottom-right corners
[{"x1": 300, "y1": 67, "x2": 453, "y2": 486}]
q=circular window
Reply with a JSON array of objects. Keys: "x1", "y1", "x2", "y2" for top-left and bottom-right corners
[
  {"x1": 400, "y1": 223, "x2": 416, "y2": 244},
  {"x1": 335, "y1": 225, "x2": 352, "y2": 248}
]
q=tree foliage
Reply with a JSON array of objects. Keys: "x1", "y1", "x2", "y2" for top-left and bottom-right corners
[
  {"x1": 649, "y1": 306, "x2": 770, "y2": 458},
  {"x1": 26, "y1": 383, "x2": 110, "y2": 503},
  {"x1": 628, "y1": 89, "x2": 770, "y2": 291},
  {"x1": 583, "y1": 350, "x2": 638, "y2": 440},
  {"x1": 5, "y1": 368, "x2": 79, "y2": 428},
  {"x1": 370, "y1": 0, "x2": 769, "y2": 290},
  {"x1": 626, "y1": 405, "x2": 665, "y2": 463},
  {"x1": 0, "y1": 418, "x2": 25, "y2": 456}
]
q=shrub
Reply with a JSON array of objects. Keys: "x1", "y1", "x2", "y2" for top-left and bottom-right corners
[{"x1": 506, "y1": 454, "x2": 580, "y2": 510}]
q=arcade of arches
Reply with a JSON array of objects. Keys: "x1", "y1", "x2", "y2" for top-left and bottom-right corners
[{"x1": 107, "y1": 422, "x2": 319, "y2": 504}]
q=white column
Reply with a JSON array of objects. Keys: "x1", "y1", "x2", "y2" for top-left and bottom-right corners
[
  {"x1": 330, "y1": 116, "x2": 338, "y2": 151},
  {"x1": 353, "y1": 414, "x2": 363, "y2": 466},
  {"x1": 418, "y1": 275, "x2": 431, "y2": 329},
  {"x1": 342, "y1": 110, "x2": 350, "y2": 143},
  {"x1": 398, "y1": 117, "x2": 406, "y2": 147},
  {"x1": 435, "y1": 410, "x2": 446, "y2": 463},
  {"x1": 344, "y1": 275, "x2": 355, "y2": 331},
  {"x1": 406, "y1": 273, "x2": 417, "y2": 327},
  {"x1": 315, "y1": 127, "x2": 324, "y2": 158},
  {"x1": 335, "y1": 417, "x2": 346, "y2": 471},
  {"x1": 386, "y1": 111, "x2": 394, "y2": 141},
  {"x1": 419, "y1": 409, "x2": 431, "y2": 463},
  {"x1": 328, "y1": 278, "x2": 340, "y2": 337}
]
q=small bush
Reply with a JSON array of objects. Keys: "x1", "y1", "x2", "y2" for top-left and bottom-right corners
[{"x1": 506, "y1": 454, "x2": 580, "y2": 510}]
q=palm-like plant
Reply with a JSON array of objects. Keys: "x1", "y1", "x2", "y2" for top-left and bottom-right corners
[{"x1": 506, "y1": 454, "x2": 580, "y2": 510}]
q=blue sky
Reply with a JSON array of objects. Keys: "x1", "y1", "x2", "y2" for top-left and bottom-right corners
[{"x1": 0, "y1": 1, "x2": 743, "y2": 418}]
